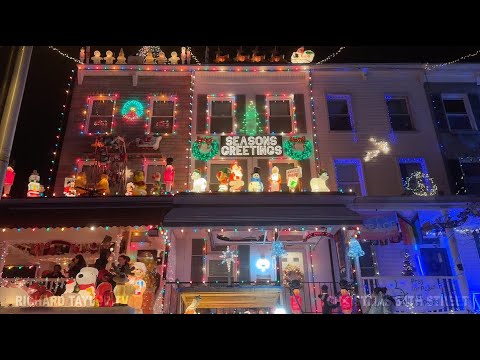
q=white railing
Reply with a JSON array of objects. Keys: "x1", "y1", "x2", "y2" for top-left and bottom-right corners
[
  {"x1": 361, "y1": 276, "x2": 465, "y2": 313},
  {"x1": 0, "y1": 278, "x2": 70, "y2": 294}
]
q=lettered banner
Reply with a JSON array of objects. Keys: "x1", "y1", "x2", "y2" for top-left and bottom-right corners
[{"x1": 220, "y1": 136, "x2": 283, "y2": 157}]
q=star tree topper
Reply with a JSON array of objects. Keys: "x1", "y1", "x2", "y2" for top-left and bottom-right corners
[{"x1": 220, "y1": 246, "x2": 238, "y2": 273}]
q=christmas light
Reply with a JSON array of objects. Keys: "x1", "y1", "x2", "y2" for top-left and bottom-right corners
[
  {"x1": 317, "y1": 46, "x2": 346, "y2": 64},
  {"x1": 307, "y1": 70, "x2": 321, "y2": 174},
  {"x1": 48, "y1": 46, "x2": 82, "y2": 64},
  {"x1": 121, "y1": 100, "x2": 144, "y2": 120},
  {"x1": 425, "y1": 49, "x2": 480, "y2": 70},
  {"x1": 240, "y1": 100, "x2": 260, "y2": 135},
  {"x1": 401, "y1": 250, "x2": 415, "y2": 276},
  {"x1": 219, "y1": 246, "x2": 238, "y2": 273},
  {"x1": 137, "y1": 46, "x2": 164, "y2": 59},
  {"x1": 348, "y1": 238, "x2": 365, "y2": 258},
  {"x1": 364, "y1": 137, "x2": 390, "y2": 162},
  {"x1": 283, "y1": 136, "x2": 313, "y2": 161},
  {"x1": 404, "y1": 171, "x2": 438, "y2": 196},
  {"x1": 271, "y1": 240, "x2": 286, "y2": 257},
  {"x1": 192, "y1": 137, "x2": 219, "y2": 161}
]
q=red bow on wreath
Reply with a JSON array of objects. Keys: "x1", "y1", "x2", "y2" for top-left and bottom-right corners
[
  {"x1": 289, "y1": 136, "x2": 306, "y2": 143},
  {"x1": 196, "y1": 137, "x2": 213, "y2": 145}
]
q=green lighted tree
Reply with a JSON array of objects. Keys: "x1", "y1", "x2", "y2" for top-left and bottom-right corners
[
  {"x1": 401, "y1": 250, "x2": 415, "y2": 276},
  {"x1": 241, "y1": 100, "x2": 260, "y2": 135}
]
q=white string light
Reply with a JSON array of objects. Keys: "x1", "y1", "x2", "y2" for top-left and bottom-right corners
[
  {"x1": 48, "y1": 46, "x2": 82, "y2": 64},
  {"x1": 404, "y1": 171, "x2": 438, "y2": 196},
  {"x1": 425, "y1": 49, "x2": 480, "y2": 70},
  {"x1": 187, "y1": 47, "x2": 201, "y2": 65},
  {"x1": 317, "y1": 46, "x2": 346, "y2": 64},
  {"x1": 364, "y1": 137, "x2": 390, "y2": 162}
]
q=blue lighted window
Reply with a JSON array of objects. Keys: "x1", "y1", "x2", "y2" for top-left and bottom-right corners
[
  {"x1": 398, "y1": 158, "x2": 428, "y2": 193},
  {"x1": 333, "y1": 158, "x2": 366, "y2": 195}
]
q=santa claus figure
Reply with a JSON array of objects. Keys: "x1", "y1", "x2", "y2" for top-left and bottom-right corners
[{"x1": 2, "y1": 166, "x2": 15, "y2": 197}]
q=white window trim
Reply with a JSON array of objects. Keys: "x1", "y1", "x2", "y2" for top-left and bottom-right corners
[
  {"x1": 333, "y1": 158, "x2": 367, "y2": 196},
  {"x1": 208, "y1": 96, "x2": 236, "y2": 135},
  {"x1": 441, "y1": 94, "x2": 477, "y2": 131},
  {"x1": 86, "y1": 95, "x2": 116, "y2": 135},
  {"x1": 326, "y1": 94, "x2": 355, "y2": 131},
  {"x1": 385, "y1": 95, "x2": 415, "y2": 131},
  {"x1": 147, "y1": 95, "x2": 177, "y2": 135},
  {"x1": 266, "y1": 95, "x2": 294, "y2": 135},
  {"x1": 143, "y1": 159, "x2": 167, "y2": 185}
]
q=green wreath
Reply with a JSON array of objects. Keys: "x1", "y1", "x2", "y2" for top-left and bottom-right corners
[
  {"x1": 283, "y1": 138, "x2": 313, "y2": 161},
  {"x1": 192, "y1": 138, "x2": 219, "y2": 161}
]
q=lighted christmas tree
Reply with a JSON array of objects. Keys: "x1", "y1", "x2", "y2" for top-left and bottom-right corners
[
  {"x1": 401, "y1": 250, "x2": 415, "y2": 276},
  {"x1": 347, "y1": 238, "x2": 365, "y2": 258},
  {"x1": 241, "y1": 100, "x2": 260, "y2": 136}
]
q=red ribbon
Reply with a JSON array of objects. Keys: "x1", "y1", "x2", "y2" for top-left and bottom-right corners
[
  {"x1": 196, "y1": 137, "x2": 213, "y2": 145},
  {"x1": 290, "y1": 136, "x2": 306, "y2": 143}
]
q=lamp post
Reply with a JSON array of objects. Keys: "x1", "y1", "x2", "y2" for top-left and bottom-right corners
[{"x1": 0, "y1": 46, "x2": 33, "y2": 198}]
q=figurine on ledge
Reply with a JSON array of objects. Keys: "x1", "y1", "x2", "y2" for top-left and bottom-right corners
[
  {"x1": 169, "y1": 51, "x2": 180, "y2": 65},
  {"x1": 2, "y1": 165, "x2": 15, "y2": 198},
  {"x1": 91, "y1": 50, "x2": 103, "y2": 64},
  {"x1": 116, "y1": 48, "x2": 127, "y2": 64},
  {"x1": 104, "y1": 50, "x2": 115, "y2": 65},
  {"x1": 157, "y1": 51, "x2": 167, "y2": 64}
]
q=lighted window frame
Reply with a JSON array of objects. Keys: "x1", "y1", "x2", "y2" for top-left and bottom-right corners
[
  {"x1": 147, "y1": 95, "x2": 177, "y2": 135},
  {"x1": 326, "y1": 94, "x2": 355, "y2": 132},
  {"x1": 441, "y1": 94, "x2": 476, "y2": 131},
  {"x1": 208, "y1": 96, "x2": 236, "y2": 135},
  {"x1": 85, "y1": 95, "x2": 116, "y2": 135},
  {"x1": 398, "y1": 157, "x2": 429, "y2": 192},
  {"x1": 207, "y1": 159, "x2": 247, "y2": 192},
  {"x1": 333, "y1": 158, "x2": 366, "y2": 196},
  {"x1": 143, "y1": 159, "x2": 167, "y2": 186},
  {"x1": 266, "y1": 95, "x2": 294, "y2": 135},
  {"x1": 385, "y1": 95, "x2": 414, "y2": 131},
  {"x1": 74, "y1": 159, "x2": 99, "y2": 186}
]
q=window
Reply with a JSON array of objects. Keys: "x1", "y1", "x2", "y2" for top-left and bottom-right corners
[
  {"x1": 209, "y1": 96, "x2": 234, "y2": 134},
  {"x1": 442, "y1": 95, "x2": 475, "y2": 130},
  {"x1": 76, "y1": 160, "x2": 98, "y2": 187},
  {"x1": 267, "y1": 96, "x2": 293, "y2": 134},
  {"x1": 327, "y1": 95, "x2": 353, "y2": 131},
  {"x1": 269, "y1": 159, "x2": 298, "y2": 192},
  {"x1": 398, "y1": 158, "x2": 428, "y2": 194},
  {"x1": 191, "y1": 238, "x2": 204, "y2": 283},
  {"x1": 149, "y1": 96, "x2": 176, "y2": 134},
  {"x1": 143, "y1": 159, "x2": 167, "y2": 193},
  {"x1": 386, "y1": 96, "x2": 413, "y2": 130},
  {"x1": 459, "y1": 160, "x2": 480, "y2": 195},
  {"x1": 208, "y1": 159, "x2": 248, "y2": 192},
  {"x1": 334, "y1": 159, "x2": 366, "y2": 195},
  {"x1": 86, "y1": 96, "x2": 116, "y2": 134}
]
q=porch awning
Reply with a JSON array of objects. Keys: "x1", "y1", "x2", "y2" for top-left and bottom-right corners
[
  {"x1": 179, "y1": 286, "x2": 282, "y2": 309},
  {"x1": 163, "y1": 204, "x2": 361, "y2": 226}
]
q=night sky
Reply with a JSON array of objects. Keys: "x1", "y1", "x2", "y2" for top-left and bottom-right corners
[{"x1": 1, "y1": 45, "x2": 479, "y2": 198}]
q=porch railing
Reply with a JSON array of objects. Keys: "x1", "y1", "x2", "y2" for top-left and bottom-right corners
[
  {"x1": 361, "y1": 276, "x2": 465, "y2": 313},
  {"x1": 0, "y1": 278, "x2": 69, "y2": 295}
]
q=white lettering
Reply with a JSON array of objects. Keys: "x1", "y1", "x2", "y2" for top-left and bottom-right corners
[
  {"x1": 235, "y1": 146, "x2": 242, "y2": 155},
  {"x1": 243, "y1": 146, "x2": 250, "y2": 155},
  {"x1": 275, "y1": 145, "x2": 283, "y2": 155},
  {"x1": 229, "y1": 146, "x2": 235, "y2": 156},
  {"x1": 226, "y1": 137, "x2": 232, "y2": 146},
  {"x1": 233, "y1": 137, "x2": 240, "y2": 146},
  {"x1": 255, "y1": 137, "x2": 263, "y2": 146},
  {"x1": 266, "y1": 146, "x2": 274, "y2": 155},
  {"x1": 221, "y1": 146, "x2": 229, "y2": 156},
  {"x1": 248, "y1": 137, "x2": 255, "y2": 146},
  {"x1": 240, "y1": 137, "x2": 248, "y2": 146},
  {"x1": 270, "y1": 136, "x2": 277, "y2": 146}
]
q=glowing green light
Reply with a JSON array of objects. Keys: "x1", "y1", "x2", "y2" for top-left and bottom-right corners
[
  {"x1": 283, "y1": 138, "x2": 313, "y2": 161},
  {"x1": 121, "y1": 100, "x2": 144, "y2": 120},
  {"x1": 241, "y1": 101, "x2": 260, "y2": 136},
  {"x1": 192, "y1": 137, "x2": 219, "y2": 162}
]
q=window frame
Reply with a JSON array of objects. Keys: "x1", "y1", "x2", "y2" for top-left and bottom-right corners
[
  {"x1": 208, "y1": 95, "x2": 236, "y2": 135},
  {"x1": 385, "y1": 95, "x2": 414, "y2": 131},
  {"x1": 207, "y1": 159, "x2": 249, "y2": 192},
  {"x1": 333, "y1": 158, "x2": 367, "y2": 196},
  {"x1": 266, "y1": 95, "x2": 294, "y2": 134},
  {"x1": 398, "y1": 157, "x2": 429, "y2": 193},
  {"x1": 147, "y1": 95, "x2": 177, "y2": 135},
  {"x1": 85, "y1": 95, "x2": 117, "y2": 135},
  {"x1": 143, "y1": 159, "x2": 167, "y2": 186},
  {"x1": 441, "y1": 94, "x2": 477, "y2": 131},
  {"x1": 326, "y1": 94, "x2": 355, "y2": 132}
]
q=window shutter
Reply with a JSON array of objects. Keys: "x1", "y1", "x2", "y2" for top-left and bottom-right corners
[
  {"x1": 299, "y1": 160, "x2": 311, "y2": 191},
  {"x1": 191, "y1": 238, "x2": 204, "y2": 283},
  {"x1": 468, "y1": 94, "x2": 480, "y2": 130},
  {"x1": 256, "y1": 95, "x2": 267, "y2": 134},
  {"x1": 237, "y1": 245, "x2": 250, "y2": 282},
  {"x1": 235, "y1": 95, "x2": 246, "y2": 132},
  {"x1": 196, "y1": 94, "x2": 208, "y2": 134},
  {"x1": 257, "y1": 159, "x2": 270, "y2": 190},
  {"x1": 294, "y1": 94, "x2": 307, "y2": 133},
  {"x1": 428, "y1": 93, "x2": 448, "y2": 131},
  {"x1": 448, "y1": 159, "x2": 466, "y2": 195}
]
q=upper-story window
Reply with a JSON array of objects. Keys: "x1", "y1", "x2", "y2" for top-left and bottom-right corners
[
  {"x1": 86, "y1": 96, "x2": 116, "y2": 134},
  {"x1": 267, "y1": 96, "x2": 293, "y2": 134},
  {"x1": 385, "y1": 96, "x2": 414, "y2": 131},
  {"x1": 327, "y1": 95, "x2": 354, "y2": 131},
  {"x1": 333, "y1": 158, "x2": 366, "y2": 195},
  {"x1": 398, "y1": 158, "x2": 428, "y2": 194},
  {"x1": 442, "y1": 94, "x2": 476, "y2": 131},
  {"x1": 209, "y1": 96, "x2": 235, "y2": 134},
  {"x1": 149, "y1": 96, "x2": 176, "y2": 134}
]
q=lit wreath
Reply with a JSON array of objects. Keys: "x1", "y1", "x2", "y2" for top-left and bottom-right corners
[
  {"x1": 283, "y1": 136, "x2": 313, "y2": 161},
  {"x1": 404, "y1": 171, "x2": 438, "y2": 196},
  {"x1": 121, "y1": 100, "x2": 144, "y2": 121},
  {"x1": 192, "y1": 137, "x2": 219, "y2": 162},
  {"x1": 282, "y1": 264, "x2": 304, "y2": 287}
]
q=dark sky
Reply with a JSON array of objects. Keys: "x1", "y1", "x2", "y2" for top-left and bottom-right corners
[{"x1": 1, "y1": 45, "x2": 479, "y2": 197}]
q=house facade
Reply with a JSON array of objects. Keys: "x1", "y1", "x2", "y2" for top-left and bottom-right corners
[{"x1": 1, "y1": 50, "x2": 480, "y2": 313}]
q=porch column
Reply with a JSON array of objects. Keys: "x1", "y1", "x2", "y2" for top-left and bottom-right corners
[
  {"x1": 443, "y1": 211, "x2": 472, "y2": 311},
  {"x1": 0, "y1": 240, "x2": 9, "y2": 279}
]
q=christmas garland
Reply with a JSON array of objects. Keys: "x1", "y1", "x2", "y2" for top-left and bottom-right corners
[
  {"x1": 282, "y1": 264, "x2": 304, "y2": 287},
  {"x1": 283, "y1": 137, "x2": 313, "y2": 161},
  {"x1": 192, "y1": 137, "x2": 219, "y2": 161}
]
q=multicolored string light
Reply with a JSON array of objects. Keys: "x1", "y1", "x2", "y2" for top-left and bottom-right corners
[
  {"x1": 45, "y1": 69, "x2": 75, "y2": 197},
  {"x1": 308, "y1": 70, "x2": 322, "y2": 175},
  {"x1": 186, "y1": 70, "x2": 196, "y2": 188},
  {"x1": 317, "y1": 46, "x2": 346, "y2": 64},
  {"x1": 309, "y1": 244, "x2": 319, "y2": 312},
  {"x1": 48, "y1": 46, "x2": 82, "y2": 64}
]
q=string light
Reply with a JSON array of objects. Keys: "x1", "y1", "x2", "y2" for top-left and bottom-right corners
[
  {"x1": 317, "y1": 46, "x2": 346, "y2": 64},
  {"x1": 425, "y1": 49, "x2": 480, "y2": 70},
  {"x1": 364, "y1": 137, "x2": 390, "y2": 162},
  {"x1": 186, "y1": 70, "x2": 196, "y2": 188},
  {"x1": 45, "y1": 69, "x2": 75, "y2": 197},
  {"x1": 81, "y1": 94, "x2": 118, "y2": 135},
  {"x1": 0, "y1": 241, "x2": 9, "y2": 279},
  {"x1": 48, "y1": 46, "x2": 82, "y2": 64},
  {"x1": 307, "y1": 70, "x2": 321, "y2": 174},
  {"x1": 309, "y1": 245, "x2": 319, "y2": 313},
  {"x1": 137, "y1": 46, "x2": 164, "y2": 59},
  {"x1": 187, "y1": 47, "x2": 201, "y2": 65},
  {"x1": 404, "y1": 171, "x2": 438, "y2": 196}
]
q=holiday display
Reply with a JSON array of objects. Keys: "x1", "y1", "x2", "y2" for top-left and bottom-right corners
[
  {"x1": 214, "y1": 48, "x2": 229, "y2": 63},
  {"x1": 256, "y1": 256, "x2": 271, "y2": 272},
  {"x1": 191, "y1": 169, "x2": 207, "y2": 193},
  {"x1": 241, "y1": 101, "x2": 260, "y2": 136},
  {"x1": 185, "y1": 295, "x2": 202, "y2": 314},
  {"x1": 95, "y1": 282, "x2": 114, "y2": 307},
  {"x1": 91, "y1": 50, "x2": 102, "y2": 64},
  {"x1": 270, "y1": 166, "x2": 282, "y2": 192},
  {"x1": 116, "y1": 48, "x2": 126, "y2": 64},
  {"x1": 145, "y1": 51, "x2": 155, "y2": 64},
  {"x1": 339, "y1": 288, "x2": 353, "y2": 314},
  {"x1": 150, "y1": 172, "x2": 162, "y2": 195},
  {"x1": 291, "y1": 47, "x2": 315, "y2": 63},
  {"x1": 79, "y1": 47, "x2": 85, "y2": 63},
  {"x1": 63, "y1": 177, "x2": 77, "y2": 197},
  {"x1": 284, "y1": 136, "x2": 313, "y2": 161},
  {"x1": 27, "y1": 170, "x2": 42, "y2": 197},
  {"x1": 157, "y1": 51, "x2": 167, "y2": 64},
  {"x1": 169, "y1": 51, "x2": 180, "y2": 64},
  {"x1": 234, "y1": 47, "x2": 249, "y2": 62},
  {"x1": 248, "y1": 167, "x2": 264, "y2": 192},
  {"x1": 269, "y1": 47, "x2": 286, "y2": 63},
  {"x1": 401, "y1": 250, "x2": 416, "y2": 276},
  {"x1": 271, "y1": 240, "x2": 287, "y2": 258},
  {"x1": 229, "y1": 163, "x2": 244, "y2": 192},
  {"x1": 104, "y1": 50, "x2": 115, "y2": 65},
  {"x1": 132, "y1": 170, "x2": 147, "y2": 196},
  {"x1": 220, "y1": 246, "x2": 238, "y2": 273},
  {"x1": 290, "y1": 288, "x2": 303, "y2": 314},
  {"x1": 164, "y1": 157, "x2": 175, "y2": 193},
  {"x1": 310, "y1": 170, "x2": 330, "y2": 192},
  {"x1": 132, "y1": 135, "x2": 162, "y2": 150},
  {"x1": 181, "y1": 47, "x2": 187, "y2": 64},
  {"x1": 286, "y1": 167, "x2": 302, "y2": 193},
  {"x1": 192, "y1": 137, "x2": 219, "y2": 161},
  {"x1": 216, "y1": 167, "x2": 231, "y2": 192},
  {"x1": 0, "y1": 287, "x2": 29, "y2": 307},
  {"x1": 111, "y1": 263, "x2": 135, "y2": 306},
  {"x1": 125, "y1": 182, "x2": 135, "y2": 196},
  {"x1": 63, "y1": 267, "x2": 99, "y2": 307},
  {"x1": 127, "y1": 262, "x2": 147, "y2": 311},
  {"x1": 348, "y1": 238, "x2": 365, "y2": 258},
  {"x1": 137, "y1": 46, "x2": 163, "y2": 59},
  {"x1": 404, "y1": 171, "x2": 438, "y2": 196},
  {"x1": 186, "y1": 47, "x2": 192, "y2": 64},
  {"x1": 2, "y1": 166, "x2": 15, "y2": 197},
  {"x1": 96, "y1": 174, "x2": 110, "y2": 195},
  {"x1": 364, "y1": 137, "x2": 390, "y2": 162},
  {"x1": 282, "y1": 264, "x2": 304, "y2": 287},
  {"x1": 136, "y1": 251, "x2": 157, "y2": 314},
  {"x1": 121, "y1": 100, "x2": 144, "y2": 121},
  {"x1": 220, "y1": 136, "x2": 283, "y2": 157},
  {"x1": 75, "y1": 172, "x2": 87, "y2": 196},
  {"x1": 251, "y1": 47, "x2": 265, "y2": 63}
]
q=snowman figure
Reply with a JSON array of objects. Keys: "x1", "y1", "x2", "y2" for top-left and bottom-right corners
[
  {"x1": 248, "y1": 167, "x2": 264, "y2": 192},
  {"x1": 191, "y1": 169, "x2": 207, "y2": 193}
]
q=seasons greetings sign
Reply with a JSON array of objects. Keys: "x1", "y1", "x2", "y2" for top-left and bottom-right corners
[{"x1": 220, "y1": 136, "x2": 283, "y2": 157}]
